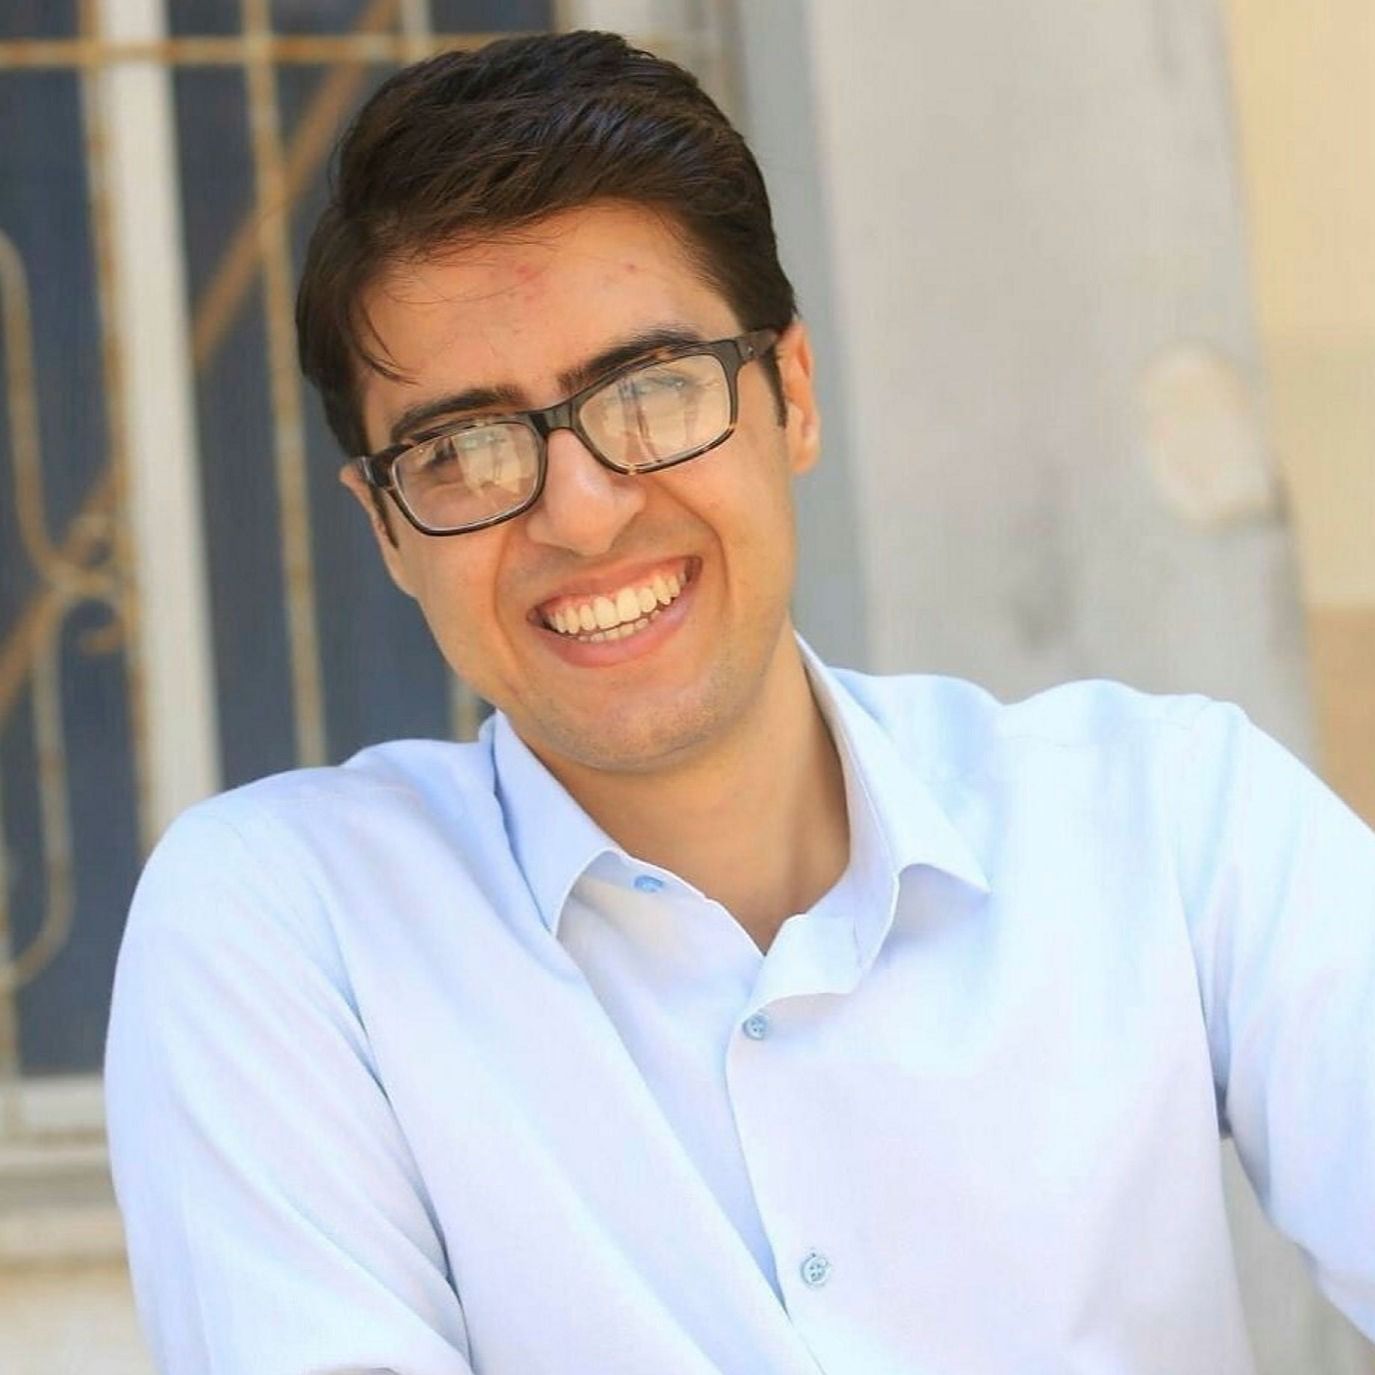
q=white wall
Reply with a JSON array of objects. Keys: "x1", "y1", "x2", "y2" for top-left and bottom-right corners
[
  {"x1": 729, "y1": 0, "x2": 869, "y2": 667},
  {"x1": 792, "y1": 1, "x2": 1308, "y2": 746}
]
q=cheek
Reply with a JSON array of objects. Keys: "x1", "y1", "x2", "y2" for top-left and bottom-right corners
[
  {"x1": 677, "y1": 447, "x2": 798, "y2": 598},
  {"x1": 406, "y1": 539, "x2": 512, "y2": 651},
  {"x1": 719, "y1": 440, "x2": 798, "y2": 540},
  {"x1": 676, "y1": 432, "x2": 792, "y2": 516}
]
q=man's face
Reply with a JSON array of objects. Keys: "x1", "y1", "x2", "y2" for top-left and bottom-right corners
[{"x1": 347, "y1": 201, "x2": 820, "y2": 776}]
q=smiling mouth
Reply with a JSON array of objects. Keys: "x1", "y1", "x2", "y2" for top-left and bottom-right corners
[{"x1": 534, "y1": 557, "x2": 697, "y2": 644}]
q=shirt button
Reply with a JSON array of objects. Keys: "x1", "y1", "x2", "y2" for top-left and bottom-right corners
[
  {"x1": 800, "y1": 1251, "x2": 832, "y2": 1287},
  {"x1": 742, "y1": 1012, "x2": 770, "y2": 1040},
  {"x1": 633, "y1": 874, "x2": 665, "y2": 894}
]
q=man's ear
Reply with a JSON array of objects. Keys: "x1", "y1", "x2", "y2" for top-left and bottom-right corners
[
  {"x1": 338, "y1": 463, "x2": 417, "y2": 598},
  {"x1": 776, "y1": 319, "x2": 821, "y2": 476}
]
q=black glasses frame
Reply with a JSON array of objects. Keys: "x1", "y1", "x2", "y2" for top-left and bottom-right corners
[{"x1": 355, "y1": 327, "x2": 781, "y2": 536}]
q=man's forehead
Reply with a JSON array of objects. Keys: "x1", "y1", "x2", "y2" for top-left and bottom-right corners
[
  {"x1": 355, "y1": 204, "x2": 741, "y2": 436},
  {"x1": 371, "y1": 203, "x2": 706, "y2": 317},
  {"x1": 376, "y1": 230, "x2": 573, "y2": 313}
]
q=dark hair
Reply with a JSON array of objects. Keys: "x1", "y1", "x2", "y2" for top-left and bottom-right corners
[{"x1": 296, "y1": 29, "x2": 797, "y2": 467}]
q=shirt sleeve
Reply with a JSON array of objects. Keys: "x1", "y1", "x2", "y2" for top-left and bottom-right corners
[
  {"x1": 1174, "y1": 700, "x2": 1375, "y2": 1339},
  {"x1": 104, "y1": 806, "x2": 475, "y2": 1375}
]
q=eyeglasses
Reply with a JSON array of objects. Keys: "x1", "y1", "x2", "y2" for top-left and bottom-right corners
[{"x1": 355, "y1": 328, "x2": 780, "y2": 536}]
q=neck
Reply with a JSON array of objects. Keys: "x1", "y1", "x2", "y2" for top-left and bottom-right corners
[{"x1": 536, "y1": 631, "x2": 850, "y2": 951}]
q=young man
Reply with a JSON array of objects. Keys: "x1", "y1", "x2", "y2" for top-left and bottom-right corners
[{"x1": 105, "y1": 30, "x2": 1375, "y2": 1375}]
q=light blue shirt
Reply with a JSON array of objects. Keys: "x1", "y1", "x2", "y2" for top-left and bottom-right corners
[{"x1": 105, "y1": 642, "x2": 1375, "y2": 1374}]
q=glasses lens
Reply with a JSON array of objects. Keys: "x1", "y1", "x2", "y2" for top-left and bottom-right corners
[
  {"x1": 394, "y1": 422, "x2": 540, "y2": 531},
  {"x1": 580, "y1": 353, "x2": 731, "y2": 470}
]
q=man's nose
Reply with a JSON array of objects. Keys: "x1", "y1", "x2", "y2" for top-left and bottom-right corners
[{"x1": 522, "y1": 427, "x2": 647, "y2": 557}]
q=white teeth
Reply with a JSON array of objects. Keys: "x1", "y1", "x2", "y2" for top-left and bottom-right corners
[
  {"x1": 593, "y1": 596, "x2": 617, "y2": 629},
  {"x1": 554, "y1": 610, "x2": 660, "y2": 645},
  {"x1": 544, "y1": 567, "x2": 689, "y2": 638},
  {"x1": 615, "y1": 587, "x2": 640, "y2": 623}
]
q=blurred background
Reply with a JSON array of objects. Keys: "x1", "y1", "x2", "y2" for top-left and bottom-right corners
[{"x1": 0, "y1": 0, "x2": 1371, "y2": 1370}]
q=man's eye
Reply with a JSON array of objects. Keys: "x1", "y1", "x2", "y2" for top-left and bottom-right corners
[
  {"x1": 628, "y1": 367, "x2": 693, "y2": 397},
  {"x1": 422, "y1": 430, "x2": 497, "y2": 468},
  {"x1": 410, "y1": 438, "x2": 456, "y2": 472}
]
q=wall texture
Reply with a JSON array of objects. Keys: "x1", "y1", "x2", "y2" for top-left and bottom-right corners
[{"x1": 793, "y1": 1, "x2": 1310, "y2": 745}]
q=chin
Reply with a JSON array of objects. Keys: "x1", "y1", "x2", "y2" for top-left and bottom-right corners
[{"x1": 524, "y1": 680, "x2": 729, "y2": 776}]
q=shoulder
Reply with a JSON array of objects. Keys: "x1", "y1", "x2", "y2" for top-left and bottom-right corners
[
  {"x1": 828, "y1": 661, "x2": 1224, "y2": 780},
  {"x1": 157, "y1": 737, "x2": 496, "y2": 865},
  {"x1": 199, "y1": 736, "x2": 495, "y2": 834},
  {"x1": 125, "y1": 738, "x2": 505, "y2": 959},
  {"x1": 829, "y1": 662, "x2": 1351, "y2": 877}
]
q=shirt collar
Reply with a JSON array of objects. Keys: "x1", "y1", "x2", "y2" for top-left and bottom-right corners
[
  {"x1": 489, "y1": 711, "x2": 618, "y2": 937},
  {"x1": 793, "y1": 636, "x2": 990, "y2": 982},
  {"x1": 796, "y1": 637, "x2": 989, "y2": 894},
  {"x1": 488, "y1": 634, "x2": 990, "y2": 944}
]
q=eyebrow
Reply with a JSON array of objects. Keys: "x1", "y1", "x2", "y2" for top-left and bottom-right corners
[{"x1": 385, "y1": 324, "x2": 710, "y2": 445}]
